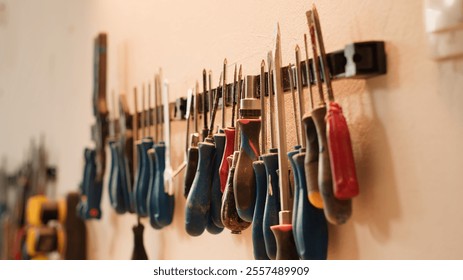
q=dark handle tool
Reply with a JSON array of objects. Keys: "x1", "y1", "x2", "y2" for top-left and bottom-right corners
[
  {"x1": 210, "y1": 132, "x2": 226, "y2": 228},
  {"x1": 183, "y1": 141, "x2": 199, "y2": 198},
  {"x1": 302, "y1": 114, "x2": 323, "y2": 209},
  {"x1": 293, "y1": 149, "x2": 328, "y2": 260},
  {"x1": 287, "y1": 147, "x2": 300, "y2": 251},
  {"x1": 77, "y1": 148, "x2": 91, "y2": 218},
  {"x1": 326, "y1": 103, "x2": 359, "y2": 199},
  {"x1": 82, "y1": 148, "x2": 102, "y2": 220},
  {"x1": 262, "y1": 150, "x2": 280, "y2": 260},
  {"x1": 234, "y1": 119, "x2": 261, "y2": 222},
  {"x1": 251, "y1": 159, "x2": 269, "y2": 260},
  {"x1": 119, "y1": 137, "x2": 135, "y2": 213},
  {"x1": 219, "y1": 128, "x2": 235, "y2": 192},
  {"x1": 206, "y1": 214, "x2": 224, "y2": 235},
  {"x1": 108, "y1": 140, "x2": 126, "y2": 214},
  {"x1": 131, "y1": 223, "x2": 148, "y2": 260},
  {"x1": 221, "y1": 153, "x2": 251, "y2": 234},
  {"x1": 185, "y1": 140, "x2": 215, "y2": 236},
  {"x1": 146, "y1": 148, "x2": 162, "y2": 229},
  {"x1": 151, "y1": 142, "x2": 174, "y2": 227},
  {"x1": 133, "y1": 139, "x2": 154, "y2": 217},
  {"x1": 270, "y1": 224, "x2": 299, "y2": 260},
  {"x1": 312, "y1": 107, "x2": 351, "y2": 225}
]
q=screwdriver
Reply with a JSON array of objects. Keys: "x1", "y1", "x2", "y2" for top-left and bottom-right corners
[
  {"x1": 291, "y1": 47, "x2": 328, "y2": 260},
  {"x1": 312, "y1": 7, "x2": 359, "y2": 200},
  {"x1": 108, "y1": 91, "x2": 126, "y2": 214},
  {"x1": 218, "y1": 60, "x2": 235, "y2": 193},
  {"x1": 270, "y1": 24, "x2": 299, "y2": 260},
  {"x1": 234, "y1": 74, "x2": 261, "y2": 223},
  {"x1": 133, "y1": 85, "x2": 154, "y2": 217},
  {"x1": 182, "y1": 89, "x2": 195, "y2": 198},
  {"x1": 261, "y1": 51, "x2": 280, "y2": 260},
  {"x1": 183, "y1": 83, "x2": 200, "y2": 198},
  {"x1": 185, "y1": 78, "x2": 215, "y2": 236},
  {"x1": 221, "y1": 75, "x2": 251, "y2": 234},
  {"x1": 306, "y1": 9, "x2": 352, "y2": 225},
  {"x1": 251, "y1": 60, "x2": 270, "y2": 260},
  {"x1": 150, "y1": 74, "x2": 175, "y2": 227},
  {"x1": 302, "y1": 33, "x2": 323, "y2": 209},
  {"x1": 118, "y1": 93, "x2": 135, "y2": 213},
  {"x1": 207, "y1": 71, "x2": 225, "y2": 233}
]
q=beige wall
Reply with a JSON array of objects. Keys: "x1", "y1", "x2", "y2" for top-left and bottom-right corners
[{"x1": 1, "y1": 0, "x2": 463, "y2": 259}]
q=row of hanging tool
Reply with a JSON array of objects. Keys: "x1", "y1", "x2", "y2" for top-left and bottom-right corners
[
  {"x1": 77, "y1": 4, "x2": 386, "y2": 260},
  {"x1": 183, "y1": 6, "x2": 362, "y2": 260}
]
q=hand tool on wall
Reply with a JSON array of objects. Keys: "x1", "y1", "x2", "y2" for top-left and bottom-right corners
[
  {"x1": 291, "y1": 48, "x2": 328, "y2": 260},
  {"x1": 218, "y1": 60, "x2": 235, "y2": 193},
  {"x1": 207, "y1": 71, "x2": 225, "y2": 233},
  {"x1": 118, "y1": 93, "x2": 135, "y2": 213},
  {"x1": 306, "y1": 9, "x2": 352, "y2": 225},
  {"x1": 221, "y1": 72, "x2": 251, "y2": 234},
  {"x1": 183, "y1": 84, "x2": 200, "y2": 198},
  {"x1": 182, "y1": 89, "x2": 195, "y2": 198},
  {"x1": 149, "y1": 74, "x2": 175, "y2": 227},
  {"x1": 108, "y1": 91, "x2": 126, "y2": 214},
  {"x1": 251, "y1": 60, "x2": 270, "y2": 260},
  {"x1": 302, "y1": 34, "x2": 323, "y2": 209},
  {"x1": 201, "y1": 70, "x2": 209, "y2": 141},
  {"x1": 185, "y1": 78, "x2": 215, "y2": 236},
  {"x1": 312, "y1": 6, "x2": 359, "y2": 200},
  {"x1": 234, "y1": 74, "x2": 261, "y2": 222},
  {"x1": 133, "y1": 85, "x2": 154, "y2": 217},
  {"x1": 262, "y1": 51, "x2": 280, "y2": 260},
  {"x1": 78, "y1": 33, "x2": 108, "y2": 220},
  {"x1": 270, "y1": 24, "x2": 299, "y2": 260}
]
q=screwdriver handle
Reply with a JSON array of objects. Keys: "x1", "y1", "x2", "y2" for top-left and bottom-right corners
[
  {"x1": 234, "y1": 119, "x2": 261, "y2": 222},
  {"x1": 83, "y1": 149, "x2": 102, "y2": 219},
  {"x1": 251, "y1": 160, "x2": 270, "y2": 260},
  {"x1": 210, "y1": 133, "x2": 226, "y2": 228},
  {"x1": 287, "y1": 148, "x2": 300, "y2": 250},
  {"x1": 312, "y1": 107, "x2": 352, "y2": 225},
  {"x1": 77, "y1": 148, "x2": 91, "y2": 218},
  {"x1": 131, "y1": 223, "x2": 148, "y2": 260},
  {"x1": 133, "y1": 139, "x2": 154, "y2": 217},
  {"x1": 183, "y1": 145, "x2": 199, "y2": 198},
  {"x1": 326, "y1": 102, "x2": 359, "y2": 199},
  {"x1": 302, "y1": 114, "x2": 323, "y2": 209},
  {"x1": 185, "y1": 141, "x2": 215, "y2": 236},
  {"x1": 151, "y1": 142, "x2": 174, "y2": 227},
  {"x1": 206, "y1": 214, "x2": 224, "y2": 235},
  {"x1": 108, "y1": 140, "x2": 126, "y2": 214},
  {"x1": 119, "y1": 136, "x2": 135, "y2": 213},
  {"x1": 270, "y1": 224, "x2": 299, "y2": 260},
  {"x1": 219, "y1": 128, "x2": 235, "y2": 192},
  {"x1": 293, "y1": 150, "x2": 328, "y2": 260},
  {"x1": 262, "y1": 150, "x2": 280, "y2": 260},
  {"x1": 221, "y1": 153, "x2": 251, "y2": 234},
  {"x1": 146, "y1": 149, "x2": 163, "y2": 229}
]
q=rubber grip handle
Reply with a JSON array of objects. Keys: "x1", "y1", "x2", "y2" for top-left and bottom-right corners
[
  {"x1": 262, "y1": 150, "x2": 280, "y2": 260},
  {"x1": 234, "y1": 119, "x2": 261, "y2": 222},
  {"x1": 132, "y1": 142, "x2": 143, "y2": 213},
  {"x1": 293, "y1": 151, "x2": 328, "y2": 260},
  {"x1": 151, "y1": 142, "x2": 175, "y2": 227},
  {"x1": 206, "y1": 214, "x2": 224, "y2": 235},
  {"x1": 312, "y1": 107, "x2": 352, "y2": 225},
  {"x1": 251, "y1": 160, "x2": 270, "y2": 260},
  {"x1": 185, "y1": 141, "x2": 215, "y2": 236},
  {"x1": 302, "y1": 114, "x2": 323, "y2": 209},
  {"x1": 119, "y1": 138, "x2": 135, "y2": 213},
  {"x1": 270, "y1": 224, "x2": 299, "y2": 260},
  {"x1": 221, "y1": 154, "x2": 251, "y2": 234},
  {"x1": 133, "y1": 139, "x2": 153, "y2": 217},
  {"x1": 287, "y1": 148, "x2": 301, "y2": 250},
  {"x1": 83, "y1": 149, "x2": 102, "y2": 220},
  {"x1": 183, "y1": 147, "x2": 199, "y2": 198},
  {"x1": 146, "y1": 149, "x2": 163, "y2": 229},
  {"x1": 77, "y1": 148, "x2": 91, "y2": 219},
  {"x1": 219, "y1": 128, "x2": 235, "y2": 192},
  {"x1": 326, "y1": 102, "x2": 359, "y2": 199},
  {"x1": 108, "y1": 140, "x2": 127, "y2": 214},
  {"x1": 211, "y1": 134, "x2": 226, "y2": 228},
  {"x1": 131, "y1": 223, "x2": 148, "y2": 260}
]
